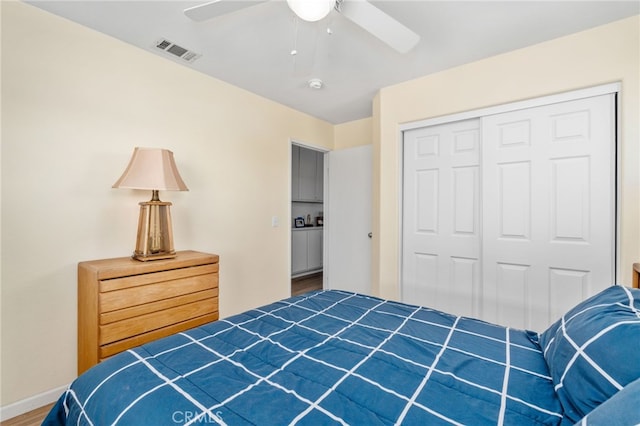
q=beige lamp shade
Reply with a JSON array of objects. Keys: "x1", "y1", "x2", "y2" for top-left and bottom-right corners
[
  {"x1": 113, "y1": 147, "x2": 188, "y2": 261},
  {"x1": 113, "y1": 147, "x2": 188, "y2": 191}
]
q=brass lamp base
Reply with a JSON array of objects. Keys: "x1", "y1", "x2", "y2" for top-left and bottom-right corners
[
  {"x1": 134, "y1": 251, "x2": 176, "y2": 262},
  {"x1": 133, "y1": 190, "x2": 177, "y2": 261}
]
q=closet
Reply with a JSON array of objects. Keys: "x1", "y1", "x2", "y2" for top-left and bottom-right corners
[{"x1": 401, "y1": 89, "x2": 616, "y2": 332}]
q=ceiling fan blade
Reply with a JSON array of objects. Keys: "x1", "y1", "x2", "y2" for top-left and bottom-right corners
[
  {"x1": 338, "y1": 0, "x2": 420, "y2": 53},
  {"x1": 184, "y1": 0, "x2": 269, "y2": 22}
]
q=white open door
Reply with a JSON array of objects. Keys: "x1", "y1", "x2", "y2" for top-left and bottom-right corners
[{"x1": 326, "y1": 145, "x2": 372, "y2": 294}]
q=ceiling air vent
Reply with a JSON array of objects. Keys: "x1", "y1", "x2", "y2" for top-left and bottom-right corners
[{"x1": 154, "y1": 39, "x2": 201, "y2": 63}]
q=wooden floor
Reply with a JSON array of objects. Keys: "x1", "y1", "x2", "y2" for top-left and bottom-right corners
[
  {"x1": 291, "y1": 272, "x2": 323, "y2": 296},
  {"x1": 2, "y1": 276, "x2": 322, "y2": 426},
  {"x1": 1, "y1": 403, "x2": 53, "y2": 426}
]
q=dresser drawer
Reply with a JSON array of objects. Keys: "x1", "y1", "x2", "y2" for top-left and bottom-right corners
[
  {"x1": 99, "y1": 270, "x2": 218, "y2": 313},
  {"x1": 100, "y1": 288, "x2": 218, "y2": 324},
  {"x1": 99, "y1": 313, "x2": 218, "y2": 360},
  {"x1": 100, "y1": 297, "x2": 218, "y2": 345},
  {"x1": 99, "y1": 263, "x2": 218, "y2": 292}
]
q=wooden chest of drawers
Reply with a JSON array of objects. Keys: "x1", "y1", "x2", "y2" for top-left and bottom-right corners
[{"x1": 77, "y1": 250, "x2": 219, "y2": 374}]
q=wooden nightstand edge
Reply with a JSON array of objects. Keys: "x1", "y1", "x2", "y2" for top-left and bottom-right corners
[{"x1": 79, "y1": 251, "x2": 218, "y2": 280}]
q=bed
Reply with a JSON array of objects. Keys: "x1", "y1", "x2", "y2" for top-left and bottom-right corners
[{"x1": 44, "y1": 285, "x2": 640, "y2": 425}]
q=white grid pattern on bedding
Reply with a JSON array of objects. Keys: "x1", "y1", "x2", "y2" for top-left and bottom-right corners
[
  {"x1": 543, "y1": 285, "x2": 640, "y2": 397},
  {"x1": 82, "y1": 290, "x2": 562, "y2": 425},
  {"x1": 185, "y1": 292, "x2": 387, "y2": 425},
  {"x1": 396, "y1": 316, "x2": 461, "y2": 425}
]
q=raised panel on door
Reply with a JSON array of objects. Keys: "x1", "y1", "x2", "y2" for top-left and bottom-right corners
[
  {"x1": 551, "y1": 157, "x2": 590, "y2": 242},
  {"x1": 402, "y1": 252, "x2": 439, "y2": 307},
  {"x1": 416, "y1": 169, "x2": 438, "y2": 233},
  {"x1": 402, "y1": 119, "x2": 480, "y2": 316},
  {"x1": 498, "y1": 162, "x2": 531, "y2": 240},
  {"x1": 482, "y1": 93, "x2": 615, "y2": 331},
  {"x1": 494, "y1": 262, "x2": 530, "y2": 330},
  {"x1": 548, "y1": 267, "x2": 590, "y2": 322},
  {"x1": 453, "y1": 167, "x2": 478, "y2": 235},
  {"x1": 449, "y1": 256, "x2": 480, "y2": 317}
]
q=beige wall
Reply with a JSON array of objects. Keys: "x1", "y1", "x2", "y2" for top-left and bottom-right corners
[
  {"x1": 372, "y1": 16, "x2": 640, "y2": 300},
  {"x1": 334, "y1": 117, "x2": 372, "y2": 149},
  {"x1": 1, "y1": 1, "x2": 334, "y2": 406}
]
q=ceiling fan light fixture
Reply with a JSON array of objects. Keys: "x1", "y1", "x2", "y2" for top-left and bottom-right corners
[{"x1": 287, "y1": 0, "x2": 334, "y2": 22}]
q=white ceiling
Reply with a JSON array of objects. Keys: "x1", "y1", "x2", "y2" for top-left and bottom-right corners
[{"x1": 25, "y1": 1, "x2": 639, "y2": 124}]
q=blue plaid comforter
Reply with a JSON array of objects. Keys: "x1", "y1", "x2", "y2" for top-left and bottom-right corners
[{"x1": 45, "y1": 290, "x2": 563, "y2": 425}]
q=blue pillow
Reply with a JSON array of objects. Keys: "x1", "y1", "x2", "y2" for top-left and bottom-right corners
[
  {"x1": 575, "y1": 376, "x2": 640, "y2": 425},
  {"x1": 538, "y1": 285, "x2": 640, "y2": 425}
]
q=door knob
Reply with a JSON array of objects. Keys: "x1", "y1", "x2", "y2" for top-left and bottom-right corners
[{"x1": 368, "y1": 232, "x2": 372, "y2": 238}]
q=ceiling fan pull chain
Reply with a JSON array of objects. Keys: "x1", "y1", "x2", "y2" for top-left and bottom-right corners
[
  {"x1": 290, "y1": 14, "x2": 299, "y2": 56},
  {"x1": 325, "y1": 5, "x2": 335, "y2": 35}
]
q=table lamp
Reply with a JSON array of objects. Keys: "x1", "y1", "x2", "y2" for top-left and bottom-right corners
[{"x1": 113, "y1": 147, "x2": 189, "y2": 261}]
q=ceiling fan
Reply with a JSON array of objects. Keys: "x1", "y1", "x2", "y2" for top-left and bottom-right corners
[{"x1": 184, "y1": 0, "x2": 420, "y2": 53}]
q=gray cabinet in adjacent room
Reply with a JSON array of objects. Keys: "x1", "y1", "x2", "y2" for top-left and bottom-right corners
[
  {"x1": 291, "y1": 228, "x2": 323, "y2": 276},
  {"x1": 292, "y1": 145, "x2": 323, "y2": 202}
]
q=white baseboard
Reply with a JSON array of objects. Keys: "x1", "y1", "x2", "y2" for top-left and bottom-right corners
[{"x1": 0, "y1": 385, "x2": 67, "y2": 422}]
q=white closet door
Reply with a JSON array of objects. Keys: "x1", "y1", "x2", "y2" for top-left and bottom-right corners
[
  {"x1": 482, "y1": 94, "x2": 615, "y2": 331},
  {"x1": 402, "y1": 119, "x2": 481, "y2": 317}
]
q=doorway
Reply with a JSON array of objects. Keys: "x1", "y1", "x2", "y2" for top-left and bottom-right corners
[
  {"x1": 291, "y1": 143, "x2": 325, "y2": 294},
  {"x1": 290, "y1": 142, "x2": 374, "y2": 297}
]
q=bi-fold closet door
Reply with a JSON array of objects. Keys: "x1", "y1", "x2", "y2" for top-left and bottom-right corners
[{"x1": 402, "y1": 92, "x2": 616, "y2": 332}]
